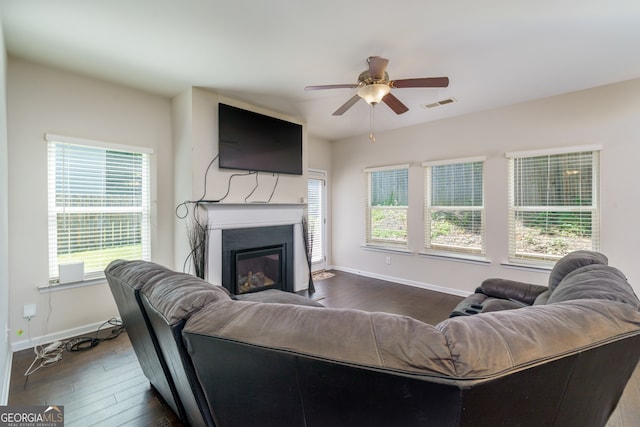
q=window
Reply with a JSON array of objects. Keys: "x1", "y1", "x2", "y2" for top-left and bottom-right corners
[
  {"x1": 507, "y1": 146, "x2": 600, "y2": 264},
  {"x1": 365, "y1": 165, "x2": 409, "y2": 248},
  {"x1": 47, "y1": 134, "x2": 151, "y2": 283},
  {"x1": 424, "y1": 157, "x2": 485, "y2": 255},
  {"x1": 307, "y1": 171, "x2": 326, "y2": 270}
]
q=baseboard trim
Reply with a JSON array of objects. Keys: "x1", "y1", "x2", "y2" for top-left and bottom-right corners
[
  {"x1": 1, "y1": 348, "x2": 11, "y2": 405},
  {"x1": 11, "y1": 319, "x2": 118, "y2": 353},
  {"x1": 328, "y1": 265, "x2": 471, "y2": 298}
]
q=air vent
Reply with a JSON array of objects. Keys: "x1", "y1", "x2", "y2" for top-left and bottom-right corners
[{"x1": 421, "y1": 98, "x2": 457, "y2": 109}]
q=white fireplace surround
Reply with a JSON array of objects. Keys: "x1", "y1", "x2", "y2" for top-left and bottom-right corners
[{"x1": 202, "y1": 203, "x2": 309, "y2": 292}]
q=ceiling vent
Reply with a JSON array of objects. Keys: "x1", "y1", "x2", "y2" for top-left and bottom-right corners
[{"x1": 421, "y1": 98, "x2": 456, "y2": 109}]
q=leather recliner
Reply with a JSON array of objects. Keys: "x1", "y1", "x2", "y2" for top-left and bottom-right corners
[{"x1": 450, "y1": 250, "x2": 609, "y2": 316}]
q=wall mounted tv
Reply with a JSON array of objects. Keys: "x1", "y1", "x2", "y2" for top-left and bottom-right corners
[{"x1": 218, "y1": 103, "x2": 303, "y2": 175}]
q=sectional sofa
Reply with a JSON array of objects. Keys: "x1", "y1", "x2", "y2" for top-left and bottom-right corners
[{"x1": 105, "y1": 251, "x2": 640, "y2": 427}]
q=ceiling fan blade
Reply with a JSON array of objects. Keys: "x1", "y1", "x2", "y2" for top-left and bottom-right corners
[
  {"x1": 333, "y1": 95, "x2": 361, "y2": 116},
  {"x1": 382, "y1": 93, "x2": 409, "y2": 115},
  {"x1": 391, "y1": 77, "x2": 449, "y2": 88},
  {"x1": 305, "y1": 84, "x2": 358, "y2": 91},
  {"x1": 368, "y1": 56, "x2": 389, "y2": 80}
]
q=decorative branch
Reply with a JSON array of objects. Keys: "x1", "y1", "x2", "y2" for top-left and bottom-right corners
[
  {"x1": 301, "y1": 215, "x2": 315, "y2": 293},
  {"x1": 187, "y1": 214, "x2": 208, "y2": 279}
]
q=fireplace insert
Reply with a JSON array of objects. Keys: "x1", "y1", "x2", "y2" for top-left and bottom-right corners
[
  {"x1": 232, "y1": 245, "x2": 284, "y2": 294},
  {"x1": 221, "y1": 225, "x2": 294, "y2": 295}
]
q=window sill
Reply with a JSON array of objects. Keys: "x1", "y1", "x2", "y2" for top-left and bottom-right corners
[
  {"x1": 38, "y1": 277, "x2": 107, "y2": 293},
  {"x1": 360, "y1": 244, "x2": 412, "y2": 255},
  {"x1": 419, "y1": 251, "x2": 491, "y2": 265},
  {"x1": 500, "y1": 262, "x2": 553, "y2": 273}
]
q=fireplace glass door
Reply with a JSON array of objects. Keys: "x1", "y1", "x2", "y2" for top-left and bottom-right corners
[{"x1": 233, "y1": 245, "x2": 284, "y2": 294}]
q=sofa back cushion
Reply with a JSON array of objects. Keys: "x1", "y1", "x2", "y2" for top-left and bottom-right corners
[
  {"x1": 184, "y1": 297, "x2": 640, "y2": 380},
  {"x1": 532, "y1": 289, "x2": 551, "y2": 305},
  {"x1": 547, "y1": 250, "x2": 608, "y2": 292},
  {"x1": 184, "y1": 300, "x2": 457, "y2": 376},
  {"x1": 141, "y1": 271, "x2": 231, "y2": 326},
  {"x1": 106, "y1": 259, "x2": 177, "y2": 291},
  {"x1": 438, "y1": 299, "x2": 640, "y2": 377},
  {"x1": 547, "y1": 264, "x2": 640, "y2": 309}
]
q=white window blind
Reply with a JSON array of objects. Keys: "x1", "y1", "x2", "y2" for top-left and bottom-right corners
[
  {"x1": 307, "y1": 175, "x2": 325, "y2": 265},
  {"x1": 47, "y1": 135, "x2": 151, "y2": 283},
  {"x1": 507, "y1": 147, "x2": 600, "y2": 263},
  {"x1": 364, "y1": 165, "x2": 409, "y2": 247},
  {"x1": 424, "y1": 157, "x2": 485, "y2": 255}
]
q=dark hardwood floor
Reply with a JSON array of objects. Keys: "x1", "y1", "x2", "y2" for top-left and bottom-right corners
[{"x1": 8, "y1": 270, "x2": 640, "y2": 426}]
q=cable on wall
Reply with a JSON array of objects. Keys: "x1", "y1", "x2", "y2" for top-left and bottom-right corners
[
  {"x1": 244, "y1": 172, "x2": 261, "y2": 203},
  {"x1": 245, "y1": 172, "x2": 280, "y2": 204},
  {"x1": 175, "y1": 154, "x2": 219, "y2": 220},
  {"x1": 175, "y1": 160, "x2": 257, "y2": 219}
]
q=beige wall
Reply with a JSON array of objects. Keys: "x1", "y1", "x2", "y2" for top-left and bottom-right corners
[
  {"x1": 331, "y1": 78, "x2": 640, "y2": 295},
  {"x1": 7, "y1": 58, "x2": 174, "y2": 348},
  {"x1": 171, "y1": 88, "x2": 193, "y2": 270},
  {"x1": 172, "y1": 88, "x2": 310, "y2": 269}
]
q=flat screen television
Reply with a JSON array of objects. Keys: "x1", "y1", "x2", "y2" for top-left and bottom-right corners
[{"x1": 218, "y1": 103, "x2": 303, "y2": 175}]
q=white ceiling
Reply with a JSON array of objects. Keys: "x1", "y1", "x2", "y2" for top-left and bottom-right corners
[{"x1": 2, "y1": 0, "x2": 640, "y2": 141}]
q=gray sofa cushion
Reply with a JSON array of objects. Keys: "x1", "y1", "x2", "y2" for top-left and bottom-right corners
[
  {"x1": 185, "y1": 300, "x2": 456, "y2": 376},
  {"x1": 141, "y1": 270, "x2": 232, "y2": 325},
  {"x1": 548, "y1": 264, "x2": 639, "y2": 309},
  {"x1": 438, "y1": 299, "x2": 640, "y2": 378},
  {"x1": 532, "y1": 289, "x2": 551, "y2": 305},
  {"x1": 235, "y1": 289, "x2": 324, "y2": 307},
  {"x1": 183, "y1": 298, "x2": 640, "y2": 379},
  {"x1": 547, "y1": 250, "x2": 608, "y2": 292},
  {"x1": 106, "y1": 259, "x2": 177, "y2": 290}
]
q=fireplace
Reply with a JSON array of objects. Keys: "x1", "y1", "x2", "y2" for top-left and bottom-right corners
[
  {"x1": 203, "y1": 203, "x2": 308, "y2": 293},
  {"x1": 221, "y1": 225, "x2": 294, "y2": 295}
]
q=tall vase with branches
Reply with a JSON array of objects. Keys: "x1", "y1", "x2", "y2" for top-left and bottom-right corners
[
  {"x1": 187, "y1": 214, "x2": 208, "y2": 279},
  {"x1": 301, "y1": 215, "x2": 315, "y2": 293}
]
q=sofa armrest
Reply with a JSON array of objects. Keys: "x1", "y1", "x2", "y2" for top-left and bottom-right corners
[{"x1": 479, "y1": 278, "x2": 549, "y2": 305}]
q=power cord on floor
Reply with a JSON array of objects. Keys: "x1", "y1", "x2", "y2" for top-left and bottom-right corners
[
  {"x1": 24, "y1": 340, "x2": 65, "y2": 376},
  {"x1": 65, "y1": 318, "x2": 124, "y2": 352},
  {"x1": 24, "y1": 318, "x2": 124, "y2": 376}
]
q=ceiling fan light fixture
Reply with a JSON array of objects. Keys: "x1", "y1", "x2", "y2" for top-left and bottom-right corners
[{"x1": 357, "y1": 83, "x2": 391, "y2": 105}]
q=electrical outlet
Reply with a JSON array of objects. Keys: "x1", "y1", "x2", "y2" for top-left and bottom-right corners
[
  {"x1": 23, "y1": 303, "x2": 37, "y2": 319},
  {"x1": 385, "y1": 256, "x2": 391, "y2": 265}
]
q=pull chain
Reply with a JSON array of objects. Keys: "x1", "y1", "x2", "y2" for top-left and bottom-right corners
[{"x1": 369, "y1": 104, "x2": 376, "y2": 143}]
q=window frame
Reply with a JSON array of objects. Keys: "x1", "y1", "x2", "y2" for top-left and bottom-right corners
[
  {"x1": 364, "y1": 164, "x2": 410, "y2": 249},
  {"x1": 506, "y1": 145, "x2": 601, "y2": 265},
  {"x1": 46, "y1": 133, "x2": 152, "y2": 285},
  {"x1": 423, "y1": 156, "x2": 486, "y2": 256}
]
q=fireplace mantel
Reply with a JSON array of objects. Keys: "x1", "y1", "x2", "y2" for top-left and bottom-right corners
[
  {"x1": 201, "y1": 203, "x2": 306, "y2": 229},
  {"x1": 201, "y1": 203, "x2": 309, "y2": 292}
]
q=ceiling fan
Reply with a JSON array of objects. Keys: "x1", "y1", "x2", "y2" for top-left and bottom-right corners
[{"x1": 305, "y1": 56, "x2": 449, "y2": 116}]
